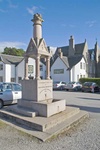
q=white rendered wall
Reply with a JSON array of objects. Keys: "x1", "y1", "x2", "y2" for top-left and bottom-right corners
[
  {"x1": 0, "y1": 62, "x2": 13, "y2": 82},
  {"x1": 16, "y1": 59, "x2": 24, "y2": 83},
  {"x1": 11, "y1": 64, "x2": 15, "y2": 78},
  {"x1": 70, "y1": 57, "x2": 87, "y2": 82},
  {"x1": 51, "y1": 57, "x2": 69, "y2": 83},
  {"x1": 0, "y1": 62, "x2": 4, "y2": 79},
  {"x1": 4, "y1": 64, "x2": 11, "y2": 82}
]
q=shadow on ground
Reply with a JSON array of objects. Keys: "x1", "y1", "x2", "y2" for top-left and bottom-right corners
[
  {"x1": 76, "y1": 97, "x2": 100, "y2": 101},
  {"x1": 67, "y1": 104, "x2": 100, "y2": 113}
]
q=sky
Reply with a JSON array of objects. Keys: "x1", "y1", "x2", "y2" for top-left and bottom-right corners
[{"x1": 0, "y1": 0, "x2": 100, "y2": 52}]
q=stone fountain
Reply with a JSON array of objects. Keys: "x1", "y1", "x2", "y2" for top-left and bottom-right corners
[{"x1": 0, "y1": 13, "x2": 89, "y2": 141}]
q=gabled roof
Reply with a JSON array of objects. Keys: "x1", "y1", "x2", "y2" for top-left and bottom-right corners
[
  {"x1": 57, "y1": 42, "x2": 85, "y2": 56},
  {"x1": 75, "y1": 43, "x2": 85, "y2": 54},
  {"x1": 59, "y1": 55, "x2": 83, "y2": 69},
  {"x1": 68, "y1": 55, "x2": 83, "y2": 68},
  {"x1": 51, "y1": 41, "x2": 86, "y2": 68},
  {"x1": 0, "y1": 54, "x2": 46, "y2": 66},
  {"x1": 60, "y1": 56, "x2": 69, "y2": 68},
  {"x1": 0, "y1": 54, "x2": 24, "y2": 66}
]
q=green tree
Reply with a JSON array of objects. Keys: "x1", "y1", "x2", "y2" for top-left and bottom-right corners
[{"x1": 2, "y1": 47, "x2": 25, "y2": 56}]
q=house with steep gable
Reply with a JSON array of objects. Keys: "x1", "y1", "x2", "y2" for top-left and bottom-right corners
[
  {"x1": 51, "y1": 36, "x2": 88, "y2": 83},
  {"x1": 0, "y1": 54, "x2": 46, "y2": 83}
]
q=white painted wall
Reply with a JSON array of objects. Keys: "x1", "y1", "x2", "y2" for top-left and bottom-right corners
[
  {"x1": 51, "y1": 57, "x2": 87, "y2": 83},
  {"x1": 70, "y1": 57, "x2": 87, "y2": 82},
  {"x1": 16, "y1": 59, "x2": 24, "y2": 83},
  {"x1": 4, "y1": 64, "x2": 11, "y2": 82},
  {"x1": 0, "y1": 61, "x2": 5, "y2": 80},
  {"x1": 51, "y1": 57, "x2": 69, "y2": 83},
  {"x1": 11, "y1": 64, "x2": 15, "y2": 78}
]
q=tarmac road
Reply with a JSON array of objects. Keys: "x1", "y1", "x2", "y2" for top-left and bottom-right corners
[
  {"x1": 53, "y1": 91, "x2": 100, "y2": 118},
  {"x1": 0, "y1": 91, "x2": 100, "y2": 150}
]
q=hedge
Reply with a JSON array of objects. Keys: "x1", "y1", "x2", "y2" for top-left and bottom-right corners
[{"x1": 79, "y1": 78, "x2": 100, "y2": 86}]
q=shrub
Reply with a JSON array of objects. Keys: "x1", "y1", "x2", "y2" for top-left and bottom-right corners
[{"x1": 79, "y1": 78, "x2": 100, "y2": 86}]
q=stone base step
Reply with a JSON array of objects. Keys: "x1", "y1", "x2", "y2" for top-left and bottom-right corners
[
  {"x1": 0, "y1": 107, "x2": 89, "y2": 142},
  {"x1": 6, "y1": 105, "x2": 38, "y2": 117},
  {"x1": 1, "y1": 106, "x2": 82, "y2": 132}
]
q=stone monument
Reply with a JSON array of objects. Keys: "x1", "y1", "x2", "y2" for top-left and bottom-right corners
[
  {"x1": 17, "y1": 13, "x2": 66, "y2": 117},
  {"x1": 0, "y1": 13, "x2": 89, "y2": 141}
]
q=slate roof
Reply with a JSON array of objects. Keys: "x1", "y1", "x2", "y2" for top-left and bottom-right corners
[
  {"x1": 0, "y1": 54, "x2": 46, "y2": 66},
  {"x1": 0, "y1": 54, "x2": 24, "y2": 66},
  {"x1": 75, "y1": 43, "x2": 85, "y2": 54},
  {"x1": 51, "y1": 42, "x2": 86, "y2": 69},
  {"x1": 59, "y1": 55, "x2": 83, "y2": 69}
]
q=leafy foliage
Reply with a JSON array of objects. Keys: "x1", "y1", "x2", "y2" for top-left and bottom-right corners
[
  {"x1": 79, "y1": 78, "x2": 100, "y2": 86},
  {"x1": 2, "y1": 47, "x2": 25, "y2": 56}
]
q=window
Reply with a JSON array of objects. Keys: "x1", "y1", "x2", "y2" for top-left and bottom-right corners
[
  {"x1": 2, "y1": 83, "x2": 12, "y2": 91},
  {"x1": 80, "y1": 75, "x2": 82, "y2": 78},
  {"x1": 83, "y1": 63, "x2": 85, "y2": 69},
  {"x1": 18, "y1": 77, "x2": 22, "y2": 82},
  {"x1": 54, "y1": 69, "x2": 64, "y2": 74},
  {"x1": 40, "y1": 65, "x2": 43, "y2": 71},
  {"x1": 0, "y1": 64, "x2": 3, "y2": 70},
  {"x1": 11, "y1": 78, "x2": 15, "y2": 82},
  {"x1": 77, "y1": 75, "x2": 79, "y2": 81},
  {"x1": 80, "y1": 62, "x2": 82, "y2": 69},
  {"x1": 12, "y1": 84, "x2": 22, "y2": 91}
]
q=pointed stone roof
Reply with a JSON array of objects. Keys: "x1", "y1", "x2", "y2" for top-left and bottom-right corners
[{"x1": 25, "y1": 38, "x2": 51, "y2": 58}]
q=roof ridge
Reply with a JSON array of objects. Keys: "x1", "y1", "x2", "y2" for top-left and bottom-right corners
[{"x1": 0, "y1": 54, "x2": 24, "y2": 58}]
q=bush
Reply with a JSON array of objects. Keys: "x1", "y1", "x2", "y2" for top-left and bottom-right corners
[{"x1": 79, "y1": 78, "x2": 100, "y2": 86}]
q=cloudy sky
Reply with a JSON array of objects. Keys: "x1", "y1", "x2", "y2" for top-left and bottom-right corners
[{"x1": 0, "y1": 0, "x2": 100, "y2": 52}]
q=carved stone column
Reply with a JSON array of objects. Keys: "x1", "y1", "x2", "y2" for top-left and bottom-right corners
[
  {"x1": 46, "y1": 56, "x2": 50, "y2": 80},
  {"x1": 24, "y1": 56, "x2": 29, "y2": 79},
  {"x1": 36, "y1": 54, "x2": 40, "y2": 79}
]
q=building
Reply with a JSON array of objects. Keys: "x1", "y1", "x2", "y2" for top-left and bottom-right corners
[
  {"x1": 51, "y1": 36, "x2": 88, "y2": 83},
  {"x1": 0, "y1": 54, "x2": 46, "y2": 83},
  {"x1": 88, "y1": 41, "x2": 100, "y2": 77},
  {"x1": 0, "y1": 37, "x2": 99, "y2": 83}
]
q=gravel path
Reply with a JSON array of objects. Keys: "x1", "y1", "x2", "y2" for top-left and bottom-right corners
[{"x1": 0, "y1": 91, "x2": 100, "y2": 150}]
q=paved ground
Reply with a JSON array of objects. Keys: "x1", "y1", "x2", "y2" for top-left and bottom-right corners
[{"x1": 0, "y1": 91, "x2": 100, "y2": 150}]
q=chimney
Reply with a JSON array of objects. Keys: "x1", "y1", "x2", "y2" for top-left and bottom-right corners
[
  {"x1": 68, "y1": 35, "x2": 75, "y2": 56},
  {"x1": 31, "y1": 13, "x2": 44, "y2": 39},
  {"x1": 69, "y1": 35, "x2": 74, "y2": 50},
  {"x1": 58, "y1": 48, "x2": 63, "y2": 58}
]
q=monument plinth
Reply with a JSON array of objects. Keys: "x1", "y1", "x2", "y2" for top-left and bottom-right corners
[{"x1": 17, "y1": 13, "x2": 66, "y2": 117}]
